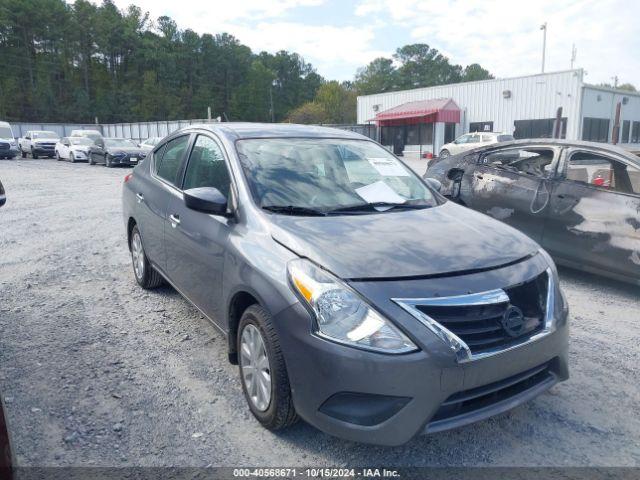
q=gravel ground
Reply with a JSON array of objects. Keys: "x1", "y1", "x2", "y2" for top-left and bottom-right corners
[{"x1": 0, "y1": 158, "x2": 639, "y2": 467}]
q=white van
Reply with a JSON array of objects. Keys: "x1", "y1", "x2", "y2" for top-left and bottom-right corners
[{"x1": 0, "y1": 121, "x2": 18, "y2": 159}]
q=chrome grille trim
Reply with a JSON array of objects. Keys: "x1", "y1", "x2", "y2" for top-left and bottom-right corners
[{"x1": 392, "y1": 268, "x2": 555, "y2": 364}]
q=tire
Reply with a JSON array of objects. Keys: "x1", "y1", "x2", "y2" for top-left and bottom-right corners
[
  {"x1": 31, "y1": 149, "x2": 38, "y2": 159},
  {"x1": 21, "y1": 150, "x2": 26, "y2": 158},
  {"x1": 55, "y1": 151, "x2": 61, "y2": 161},
  {"x1": 70, "y1": 152, "x2": 76, "y2": 163},
  {"x1": 130, "y1": 225, "x2": 163, "y2": 289},
  {"x1": 238, "y1": 305, "x2": 298, "y2": 430},
  {"x1": 88, "y1": 155, "x2": 95, "y2": 165},
  {"x1": 439, "y1": 149, "x2": 450, "y2": 158},
  {"x1": 105, "y1": 156, "x2": 112, "y2": 168}
]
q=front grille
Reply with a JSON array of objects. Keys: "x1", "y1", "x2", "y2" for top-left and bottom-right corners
[
  {"x1": 36, "y1": 143, "x2": 55, "y2": 149},
  {"x1": 415, "y1": 271, "x2": 548, "y2": 355},
  {"x1": 0, "y1": 143, "x2": 9, "y2": 151},
  {"x1": 428, "y1": 362, "x2": 554, "y2": 429}
]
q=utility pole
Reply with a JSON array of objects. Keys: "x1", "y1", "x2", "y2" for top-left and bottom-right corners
[
  {"x1": 540, "y1": 23, "x2": 547, "y2": 73},
  {"x1": 570, "y1": 44, "x2": 577, "y2": 69},
  {"x1": 611, "y1": 76, "x2": 619, "y2": 88}
]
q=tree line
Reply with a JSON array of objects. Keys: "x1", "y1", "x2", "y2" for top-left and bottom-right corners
[{"x1": 0, "y1": 0, "x2": 494, "y2": 125}]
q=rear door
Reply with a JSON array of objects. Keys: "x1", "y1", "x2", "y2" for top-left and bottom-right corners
[
  {"x1": 543, "y1": 148, "x2": 640, "y2": 280},
  {"x1": 136, "y1": 134, "x2": 191, "y2": 271},
  {"x1": 164, "y1": 133, "x2": 235, "y2": 321},
  {"x1": 462, "y1": 145, "x2": 559, "y2": 243}
]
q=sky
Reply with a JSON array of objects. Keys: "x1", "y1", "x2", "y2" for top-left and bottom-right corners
[{"x1": 100, "y1": 0, "x2": 639, "y2": 86}]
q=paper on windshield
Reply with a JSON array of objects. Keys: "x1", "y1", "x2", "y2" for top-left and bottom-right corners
[
  {"x1": 366, "y1": 157, "x2": 410, "y2": 177},
  {"x1": 355, "y1": 181, "x2": 406, "y2": 205}
]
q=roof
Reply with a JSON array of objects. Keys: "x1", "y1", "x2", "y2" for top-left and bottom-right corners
[
  {"x1": 186, "y1": 122, "x2": 368, "y2": 141},
  {"x1": 372, "y1": 99, "x2": 461, "y2": 125},
  {"x1": 456, "y1": 138, "x2": 640, "y2": 164}
]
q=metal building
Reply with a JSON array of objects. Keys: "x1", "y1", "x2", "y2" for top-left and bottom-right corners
[{"x1": 357, "y1": 69, "x2": 640, "y2": 158}]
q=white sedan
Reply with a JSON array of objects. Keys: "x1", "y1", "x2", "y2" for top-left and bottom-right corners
[
  {"x1": 55, "y1": 137, "x2": 95, "y2": 162},
  {"x1": 439, "y1": 132, "x2": 514, "y2": 158}
]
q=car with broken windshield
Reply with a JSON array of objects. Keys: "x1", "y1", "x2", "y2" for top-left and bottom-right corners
[{"x1": 122, "y1": 123, "x2": 569, "y2": 445}]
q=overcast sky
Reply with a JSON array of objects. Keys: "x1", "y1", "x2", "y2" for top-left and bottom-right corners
[{"x1": 102, "y1": 0, "x2": 639, "y2": 86}]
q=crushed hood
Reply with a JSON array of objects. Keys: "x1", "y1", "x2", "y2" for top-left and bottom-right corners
[{"x1": 269, "y1": 201, "x2": 539, "y2": 279}]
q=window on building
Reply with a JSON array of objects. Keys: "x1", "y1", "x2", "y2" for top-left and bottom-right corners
[
  {"x1": 513, "y1": 118, "x2": 567, "y2": 139},
  {"x1": 469, "y1": 121, "x2": 494, "y2": 133},
  {"x1": 632, "y1": 121, "x2": 640, "y2": 143},
  {"x1": 582, "y1": 117, "x2": 610, "y2": 143},
  {"x1": 567, "y1": 151, "x2": 640, "y2": 194},
  {"x1": 444, "y1": 123, "x2": 456, "y2": 144},
  {"x1": 622, "y1": 120, "x2": 631, "y2": 143}
]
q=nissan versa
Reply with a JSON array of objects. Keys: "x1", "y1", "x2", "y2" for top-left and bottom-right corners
[{"x1": 122, "y1": 123, "x2": 569, "y2": 445}]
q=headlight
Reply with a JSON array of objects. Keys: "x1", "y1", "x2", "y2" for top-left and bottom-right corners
[
  {"x1": 287, "y1": 258, "x2": 417, "y2": 353},
  {"x1": 9, "y1": 140, "x2": 16, "y2": 146}
]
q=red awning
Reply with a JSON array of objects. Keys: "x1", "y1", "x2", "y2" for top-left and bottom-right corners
[{"x1": 373, "y1": 98, "x2": 461, "y2": 126}]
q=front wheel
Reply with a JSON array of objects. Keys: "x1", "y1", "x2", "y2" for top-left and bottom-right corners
[
  {"x1": 238, "y1": 305, "x2": 298, "y2": 430},
  {"x1": 439, "y1": 149, "x2": 450, "y2": 158},
  {"x1": 31, "y1": 149, "x2": 38, "y2": 159},
  {"x1": 21, "y1": 150, "x2": 26, "y2": 158},
  {"x1": 70, "y1": 152, "x2": 76, "y2": 163},
  {"x1": 88, "y1": 155, "x2": 95, "y2": 165},
  {"x1": 130, "y1": 225, "x2": 163, "y2": 289},
  {"x1": 55, "y1": 151, "x2": 61, "y2": 161}
]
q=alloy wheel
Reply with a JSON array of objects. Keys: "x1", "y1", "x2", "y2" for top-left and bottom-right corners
[
  {"x1": 240, "y1": 324, "x2": 272, "y2": 412},
  {"x1": 131, "y1": 232, "x2": 145, "y2": 280}
]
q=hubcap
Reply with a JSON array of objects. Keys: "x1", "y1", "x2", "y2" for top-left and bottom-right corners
[
  {"x1": 240, "y1": 324, "x2": 271, "y2": 411},
  {"x1": 131, "y1": 232, "x2": 145, "y2": 280}
]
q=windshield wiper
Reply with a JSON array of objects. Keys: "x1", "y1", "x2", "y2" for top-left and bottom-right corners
[
  {"x1": 327, "y1": 202, "x2": 430, "y2": 214},
  {"x1": 262, "y1": 205, "x2": 327, "y2": 216}
]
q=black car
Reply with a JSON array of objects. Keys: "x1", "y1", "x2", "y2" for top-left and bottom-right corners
[
  {"x1": 89, "y1": 138, "x2": 146, "y2": 167},
  {"x1": 425, "y1": 139, "x2": 640, "y2": 285}
]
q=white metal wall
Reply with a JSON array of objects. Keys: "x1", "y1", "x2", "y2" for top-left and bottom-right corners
[
  {"x1": 581, "y1": 86, "x2": 640, "y2": 145},
  {"x1": 101, "y1": 119, "x2": 215, "y2": 142},
  {"x1": 357, "y1": 69, "x2": 585, "y2": 140}
]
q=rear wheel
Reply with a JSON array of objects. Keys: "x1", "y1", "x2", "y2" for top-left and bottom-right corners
[
  {"x1": 439, "y1": 149, "x2": 450, "y2": 158},
  {"x1": 70, "y1": 152, "x2": 76, "y2": 163},
  {"x1": 238, "y1": 305, "x2": 298, "y2": 430},
  {"x1": 130, "y1": 226, "x2": 163, "y2": 289},
  {"x1": 105, "y1": 155, "x2": 112, "y2": 168}
]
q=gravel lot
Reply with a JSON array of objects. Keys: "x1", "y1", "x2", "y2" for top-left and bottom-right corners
[{"x1": 0, "y1": 158, "x2": 639, "y2": 467}]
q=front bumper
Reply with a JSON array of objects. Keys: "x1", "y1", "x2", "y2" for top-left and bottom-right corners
[
  {"x1": 274, "y1": 256, "x2": 569, "y2": 446},
  {"x1": 108, "y1": 155, "x2": 142, "y2": 166},
  {"x1": 32, "y1": 146, "x2": 56, "y2": 155}
]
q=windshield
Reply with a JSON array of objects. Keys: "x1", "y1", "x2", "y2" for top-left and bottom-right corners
[
  {"x1": 70, "y1": 137, "x2": 93, "y2": 146},
  {"x1": 33, "y1": 131, "x2": 58, "y2": 139},
  {"x1": 105, "y1": 139, "x2": 137, "y2": 147},
  {"x1": 236, "y1": 138, "x2": 437, "y2": 214},
  {"x1": 0, "y1": 126, "x2": 12, "y2": 138}
]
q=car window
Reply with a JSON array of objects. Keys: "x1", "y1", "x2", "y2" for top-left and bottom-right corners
[
  {"x1": 183, "y1": 135, "x2": 231, "y2": 197},
  {"x1": 454, "y1": 134, "x2": 469, "y2": 144},
  {"x1": 483, "y1": 147, "x2": 555, "y2": 178},
  {"x1": 566, "y1": 151, "x2": 640, "y2": 195},
  {"x1": 481, "y1": 135, "x2": 493, "y2": 142},
  {"x1": 155, "y1": 135, "x2": 190, "y2": 186},
  {"x1": 469, "y1": 134, "x2": 481, "y2": 143}
]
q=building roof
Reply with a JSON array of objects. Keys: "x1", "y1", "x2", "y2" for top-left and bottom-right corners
[{"x1": 373, "y1": 98, "x2": 461, "y2": 125}]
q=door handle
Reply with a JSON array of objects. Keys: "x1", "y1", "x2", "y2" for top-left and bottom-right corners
[
  {"x1": 169, "y1": 214, "x2": 180, "y2": 227},
  {"x1": 136, "y1": 193, "x2": 144, "y2": 203}
]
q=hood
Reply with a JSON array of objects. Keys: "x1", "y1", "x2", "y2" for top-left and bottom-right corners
[
  {"x1": 70, "y1": 145, "x2": 90, "y2": 152},
  {"x1": 269, "y1": 201, "x2": 539, "y2": 279},
  {"x1": 108, "y1": 147, "x2": 143, "y2": 154},
  {"x1": 33, "y1": 138, "x2": 59, "y2": 143}
]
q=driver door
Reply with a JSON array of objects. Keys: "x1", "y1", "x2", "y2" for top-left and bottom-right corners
[{"x1": 463, "y1": 145, "x2": 559, "y2": 243}]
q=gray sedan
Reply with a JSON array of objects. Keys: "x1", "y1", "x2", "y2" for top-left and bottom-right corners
[
  {"x1": 425, "y1": 139, "x2": 640, "y2": 286},
  {"x1": 122, "y1": 124, "x2": 568, "y2": 445}
]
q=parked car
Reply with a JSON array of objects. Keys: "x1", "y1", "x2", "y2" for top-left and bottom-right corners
[
  {"x1": 70, "y1": 129, "x2": 103, "y2": 142},
  {"x1": 0, "y1": 121, "x2": 18, "y2": 160},
  {"x1": 55, "y1": 136, "x2": 94, "y2": 162},
  {"x1": 89, "y1": 138, "x2": 146, "y2": 167},
  {"x1": 0, "y1": 183, "x2": 13, "y2": 479},
  {"x1": 19, "y1": 130, "x2": 60, "y2": 159},
  {"x1": 122, "y1": 123, "x2": 568, "y2": 446},
  {"x1": 425, "y1": 139, "x2": 640, "y2": 285},
  {"x1": 138, "y1": 136, "x2": 162, "y2": 153},
  {"x1": 439, "y1": 131, "x2": 514, "y2": 158}
]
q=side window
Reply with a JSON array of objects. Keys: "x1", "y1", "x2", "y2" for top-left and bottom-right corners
[
  {"x1": 156, "y1": 135, "x2": 190, "y2": 186},
  {"x1": 469, "y1": 134, "x2": 481, "y2": 143},
  {"x1": 566, "y1": 151, "x2": 640, "y2": 195},
  {"x1": 183, "y1": 135, "x2": 231, "y2": 197},
  {"x1": 483, "y1": 148, "x2": 555, "y2": 178},
  {"x1": 455, "y1": 135, "x2": 469, "y2": 145}
]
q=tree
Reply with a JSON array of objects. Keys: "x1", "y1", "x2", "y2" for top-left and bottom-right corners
[
  {"x1": 354, "y1": 57, "x2": 397, "y2": 95},
  {"x1": 287, "y1": 102, "x2": 327, "y2": 124}
]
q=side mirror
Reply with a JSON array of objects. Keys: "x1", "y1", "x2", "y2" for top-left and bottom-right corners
[
  {"x1": 184, "y1": 187, "x2": 230, "y2": 216},
  {"x1": 425, "y1": 177, "x2": 442, "y2": 192}
]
